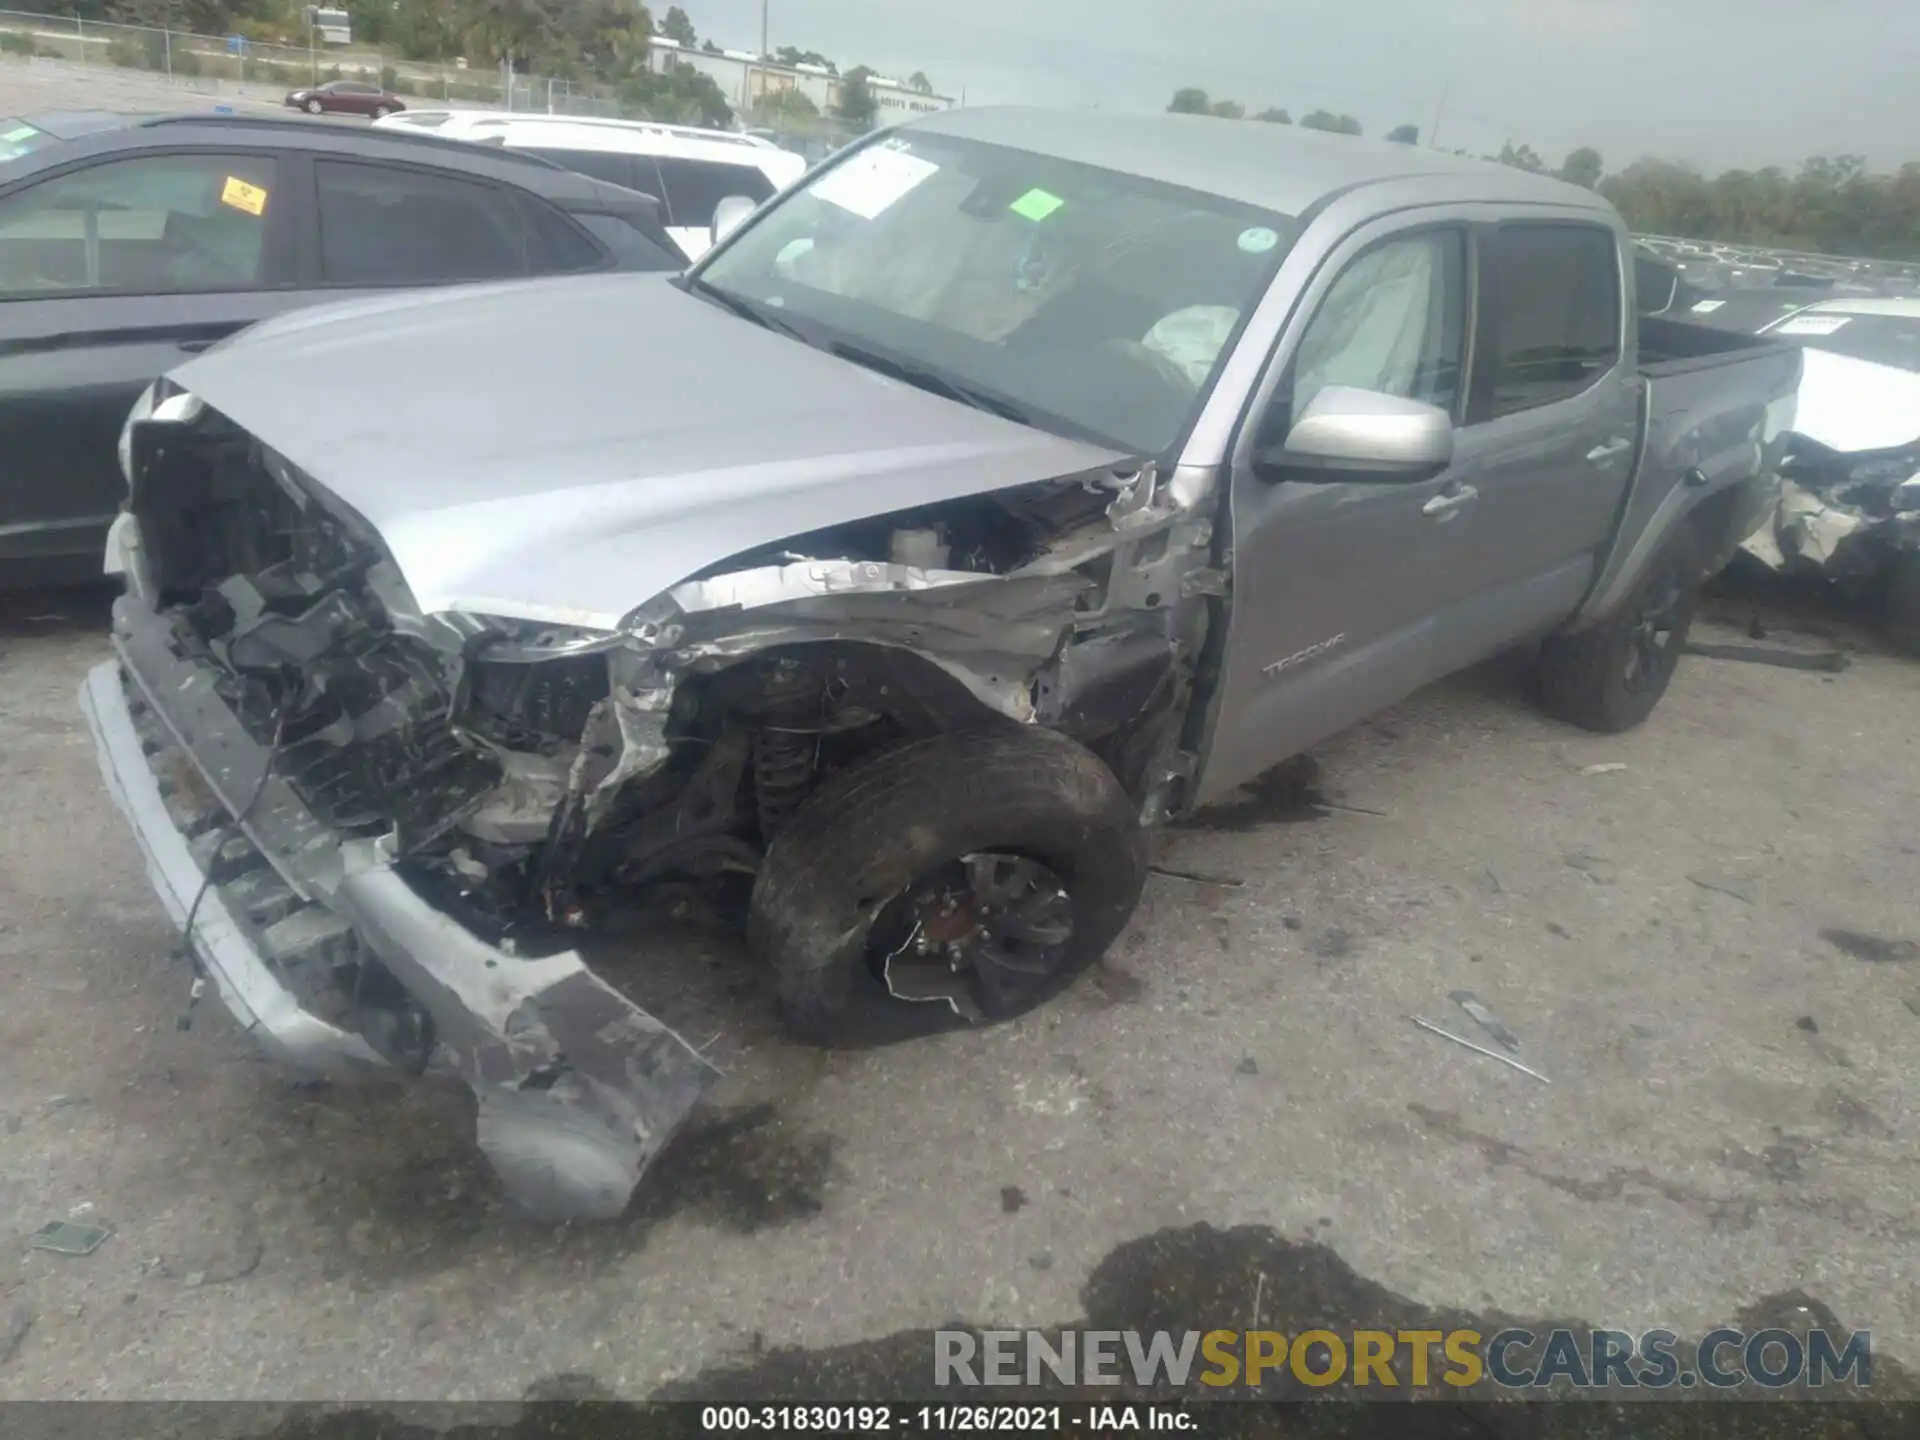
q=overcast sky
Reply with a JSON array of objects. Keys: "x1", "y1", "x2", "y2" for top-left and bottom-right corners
[{"x1": 688, "y1": 0, "x2": 1919, "y2": 173}]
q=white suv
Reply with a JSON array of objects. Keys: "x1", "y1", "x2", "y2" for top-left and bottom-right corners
[{"x1": 374, "y1": 112, "x2": 805, "y2": 260}]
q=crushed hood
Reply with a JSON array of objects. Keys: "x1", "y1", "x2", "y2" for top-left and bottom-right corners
[
  {"x1": 1791, "y1": 348, "x2": 1920, "y2": 455},
  {"x1": 172, "y1": 274, "x2": 1130, "y2": 628}
]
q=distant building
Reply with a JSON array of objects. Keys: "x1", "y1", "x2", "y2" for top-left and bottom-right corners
[
  {"x1": 647, "y1": 36, "x2": 956, "y2": 119},
  {"x1": 868, "y1": 74, "x2": 948, "y2": 119}
]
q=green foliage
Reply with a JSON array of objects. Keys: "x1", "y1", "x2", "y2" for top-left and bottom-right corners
[
  {"x1": 1299, "y1": 109, "x2": 1361, "y2": 136},
  {"x1": 618, "y1": 60, "x2": 732, "y2": 127},
  {"x1": 657, "y1": 4, "x2": 695, "y2": 47},
  {"x1": 773, "y1": 45, "x2": 834, "y2": 72},
  {"x1": 171, "y1": 44, "x2": 198, "y2": 73},
  {"x1": 1603, "y1": 155, "x2": 1920, "y2": 260},
  {"x1": 379, "y1": 62, "x2": 398, "y2": 88},
  {"x1": 105, "y1": 32, "x2": 148, "y2": 67},
  {"x1": 752, "y1": 86, "x2": 819, "y2": 123},
  {"x1": 1493, "y1": 141, "x2": 1545, "y2": 172},
  {"x1": 835, "y1": 65, "x2": 876, "y2": 130},
  {"x1": 1386, "y1": 123, "x2": 1419, "y2": 145},
  {"x1": 907, "y1": 69, "x2": 932, "y2": 94},
  {"x1": 1179, "y1": 91, "x2": 1350, "y2": 133},
  {"x1": 0, "y1": 29, "x2": 36, "y2": 54},
  {"x1": 1559, "y1": 147, "x2": 1604, "y2": 189}
]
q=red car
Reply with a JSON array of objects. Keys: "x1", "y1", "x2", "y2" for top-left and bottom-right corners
[{"x1": 284, "y1": 80, "x2": 405, "y2": 119}]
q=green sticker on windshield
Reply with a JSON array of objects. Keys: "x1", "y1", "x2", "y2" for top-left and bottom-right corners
[
  {"x1": 4, "y1": 125, "x2": 38, "y2": 142},
  {"x1": 1009, "y1": 187, "x2": 1065, "y2": 222}
]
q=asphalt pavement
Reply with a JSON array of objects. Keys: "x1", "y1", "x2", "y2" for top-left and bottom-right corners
[{"x1": 3, "y1": 580, "x2": 1917, "y2": 1410}]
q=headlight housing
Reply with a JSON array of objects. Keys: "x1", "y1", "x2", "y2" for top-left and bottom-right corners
[{"x1": 115, "y1": 377, "x2": 203, "y2": 486}]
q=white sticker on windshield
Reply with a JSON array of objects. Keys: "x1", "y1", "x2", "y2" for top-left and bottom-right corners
[
  {"x1": 1775, "y1": 314, "x2": 1853, "y2": 336},
  {"x1": 1238, "y1": 226, "x2": 1279, "y2": 254},
  {"x1": 808, "y1": 147, "x2": 939, "y2": 220},
  {"x1": 1690, "y1": 299, "x2": 1725, "y2": 313}
]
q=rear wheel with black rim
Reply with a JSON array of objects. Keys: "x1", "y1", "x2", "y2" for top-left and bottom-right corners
[
  {"x1": 1538, "y1": 522, "x2": 1702, "y2": 733},
  {"x1": 747, "y1": 726, "x2": 1149, "y2": 1048}
]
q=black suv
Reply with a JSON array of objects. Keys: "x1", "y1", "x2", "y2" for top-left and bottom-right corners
[{"x1": 0, "y1": 111, "x2": 682, "y2": 586}]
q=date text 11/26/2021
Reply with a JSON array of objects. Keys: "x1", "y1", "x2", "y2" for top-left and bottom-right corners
[{"x1": 701, "y1": 1405, "x2": 1197, "y2": 1432}]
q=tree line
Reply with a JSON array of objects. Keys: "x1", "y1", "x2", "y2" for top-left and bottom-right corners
[
  {"x1": 1167, "y1": 87, "x2": 1920, "y2": 260},
  {"x1": 14, "y1": 0, "x2": 927, "y2": 132}
]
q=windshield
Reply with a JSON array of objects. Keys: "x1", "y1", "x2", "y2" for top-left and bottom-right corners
[
  {"x1": 694, "y1": 131, "x2": 1297, "y2": 454},
  {"x1": 1770, "y1": 311, "x2": 1920, "y2": 372},
  {"x1": 0, "y1": 119, "x2": 56, "y2": 166}
]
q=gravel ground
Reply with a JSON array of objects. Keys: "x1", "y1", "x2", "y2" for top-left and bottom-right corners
[
  {"x1": 0, "y1": 53, "x2": 304, "y2": 118},
  {"x1": 2, "y1": 576, "x2": 1916, "y2": 1412},
  {"x1": 5, "y1": 41, "x2": 1918, "y2": 1434}
]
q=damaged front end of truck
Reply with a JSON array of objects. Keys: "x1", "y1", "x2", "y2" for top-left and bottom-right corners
[{"x1": 82, "y1": 381, "x2": 1221, "y2": 1221}]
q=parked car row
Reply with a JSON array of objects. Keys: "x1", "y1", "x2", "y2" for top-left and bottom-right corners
[
  {"x1": 372, "y1": 111, "x2": 807, "y2": 260},
  {"x1": 1633, "y1": 239, "x2": 1920, "y2": 651},
  {"x1": 0, "y1": 110, "x2": 682, "y2": 586}
]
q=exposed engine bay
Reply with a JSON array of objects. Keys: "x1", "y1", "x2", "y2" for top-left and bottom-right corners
[{"x1": 111, "y1": 395, "x2": 1221, "y2": 1179}]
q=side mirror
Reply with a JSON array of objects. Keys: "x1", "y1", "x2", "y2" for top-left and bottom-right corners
[
  {"x1": 1258, "y1": 385, "x2": 1454, "y2": 481},
  {"x1": 710, "y1": 194, "x2": 759, "y2": 248}
]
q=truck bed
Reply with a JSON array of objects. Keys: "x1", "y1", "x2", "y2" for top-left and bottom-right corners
[
  {"x1": 1577, "y1": 314, "x2": 1804, "y2": 620},
  {"x1": 1637, "y1": 313, "x2": 1799, "y2": 377}
]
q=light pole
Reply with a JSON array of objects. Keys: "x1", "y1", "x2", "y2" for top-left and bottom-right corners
[{"x1": 760, "y1": 0, "x2": 768, "y2": 57}]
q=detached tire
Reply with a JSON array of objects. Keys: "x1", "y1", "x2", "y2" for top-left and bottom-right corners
[
  {"x1": 748, "y1": 726, "x2": 1149, "y2": 1049},
  {"x1": 1538, "y1": 522, "x2": 1702, "y2": 733},
  {"x1": 1885, "y1": 551, "x2": 1920, "y2": 657}
]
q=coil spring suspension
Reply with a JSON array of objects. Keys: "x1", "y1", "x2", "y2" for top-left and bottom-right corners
[
  {"x1": 753, "y1": 726, "x2": 816, "y2": 840},
  {"x1": 753, "y1": 657, "x2": 823, "y2": 841}
]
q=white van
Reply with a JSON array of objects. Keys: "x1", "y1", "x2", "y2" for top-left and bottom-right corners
[{"x1": 375, "y1": 112, "x2": 805, "y2": 260}]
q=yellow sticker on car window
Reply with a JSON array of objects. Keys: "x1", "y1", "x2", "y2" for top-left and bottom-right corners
[
  {"x1": 220, "y1": 175, "x2": 268, "y2": 217},
  {"x1": 1009, "y1": 187, "x2": 1064, "y2": 222}
]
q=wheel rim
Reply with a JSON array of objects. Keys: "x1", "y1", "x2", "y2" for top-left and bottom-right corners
[
  {"x1": 865, "y1": 852, "x2": 1076, "y2": 1022},
  {"x1": 1623, "y1": 566, "x2": 1685, "y2": 693}
]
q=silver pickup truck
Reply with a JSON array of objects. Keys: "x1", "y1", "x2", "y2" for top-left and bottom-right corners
[{"x1": 82, "y1": 108, "x2": 1801, "y2": 1221}]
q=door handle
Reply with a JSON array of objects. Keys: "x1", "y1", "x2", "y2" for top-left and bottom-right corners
[
  {"x1": 1586, "y1": 437, "x2": 1633, "y2": 463},
  {"x1": 1421, "y1": 484, "x2": 1479, "y2": 518}
]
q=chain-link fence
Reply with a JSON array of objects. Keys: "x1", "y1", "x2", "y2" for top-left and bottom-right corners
[{"x1": 0, "y1": 8, "x2": 625, "y2": 116}]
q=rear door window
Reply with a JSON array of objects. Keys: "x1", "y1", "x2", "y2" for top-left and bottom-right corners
[
  {"x1": 520, "y1": 147, "x2": 637, "y2": 189},
  {"x1": 651, "y1": 156, "x2": 772, "y2": 229},
  {"x1": 571, "y1": 211, "x2": 682, "y2": 270},
  {"x1": 0, "y1": 151, "x2": 280, "y2": 294},
  {"x1": 315, "y1": 159, "x2": 531, "y2": 284},
  {"x1": 1478, "y1": 222, "x2": 1620, "y2": 416},
  {"x1": 515, "y1": 195, "x2": 608, "y2": 274}
]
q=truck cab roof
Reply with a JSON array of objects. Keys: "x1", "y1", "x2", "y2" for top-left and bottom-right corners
[{"x1": 907, "y1": 106, "x2": 1610, "y2": 220}]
